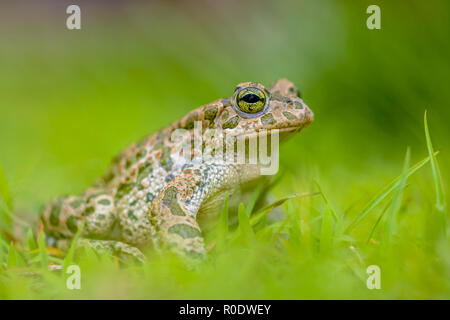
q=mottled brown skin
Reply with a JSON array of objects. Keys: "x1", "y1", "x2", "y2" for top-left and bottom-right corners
[{"x1": 40, "y1": 79, "x2": 314, "y2": 261}]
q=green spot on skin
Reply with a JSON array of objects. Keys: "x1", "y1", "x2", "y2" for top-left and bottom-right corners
[
  {"x1": 115, "y1": 183, "x2": 135, "y2": 202},
  {"x1": 98, "y1": 199, "x2": 111, "y2": 206},
  {"x1": 112, "y1": 153, "x2": 124, "y2": 166},
  {"x1": 184, "y1": 112, "x2": 198, "y2": 130},
  {"x1": 83, "y1": 206, "x2": 95, "y2": 216},
  {"x1": 87, "y1": 193, "x2": 99, "y2": 202},
  {"x1": 201, "y1": 141, "x2": 206, "y2": 153},
  {"x1": 271, "y1": 94, "x2": 291, "y2": 103},
  {"x1": 168, "y1": 224, "x2": 201, "y2": 239},
  {"x1": 136, "y1": 149, "x2": 147, "y2": 161},
  {"x1": 125, "y1": 155, "x2": 136, "y2": 169},
  {"x1": 103, "y1": 171, "x2": 115, "y2": 183},
  {"x1": 137, "y1": 162, "x2": 153, "y2": 184},
  {"x1": 162, "y1": 186, "x2": 185, "y2": 216},
  {"x1": 221, "y1": 110, "x2": 229, "y2": 120},
  {"x1": 66, "y1": 215, "x2": 78, "y2": 233},
  {"x1": 160, "y1": 147, "x2": 173, "y2": 171},
  {"x1": 127, "y1": 210, "x2": 137, "y2": 221},
  {"x1": 204, "y1": 105, "x2": 218, "y2": 121},
  {"x1": 146, "y1": 193, "x2": 155, "y2": 203},
  {"x1": 282, "y1": 111, "x2": 298, "y2": 120},
  {"x1": 223, "y1": 115, "x2": 239, "y2": 129},
  {"x1": 261, "y1": 113, "x2": 276, "y2": 125},
  {"x1": 49, "y1": 198, "x2": 64, "y2": 226},
  {"x1": 294, "y1": 101, "x2": 303, "y2": 109},
  {"x1": 69, "y1": 199, "x2": 83, "y2": 209}
]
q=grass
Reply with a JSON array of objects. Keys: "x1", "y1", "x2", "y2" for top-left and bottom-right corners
[
  {"x1": 0, "y1": 113, "x2": 448, "y2": 299},
  {"x1": 425, "y1": 111, "x2": 447, "y2": 239},
  {"x1": 0, "y1": 0, "x2": 449, "y2": 299}
]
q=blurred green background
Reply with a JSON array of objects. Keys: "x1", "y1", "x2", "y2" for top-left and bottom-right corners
[{"x1": 0, "y1": 0, "x2": 449, "y2": 299}]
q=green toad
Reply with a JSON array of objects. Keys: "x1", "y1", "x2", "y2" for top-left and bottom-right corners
[{"x1": 40, "y1": 79, "x2": 314, "y2": 261}]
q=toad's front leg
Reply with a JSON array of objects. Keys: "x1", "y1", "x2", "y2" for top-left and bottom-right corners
[{"x1": 149, "y1": 164, "x2": 237, "y2": 258}]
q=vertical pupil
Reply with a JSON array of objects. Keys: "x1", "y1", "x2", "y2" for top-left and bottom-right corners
[{"x1": 242, "y1": 93, "x2": 262, "y2": 103}]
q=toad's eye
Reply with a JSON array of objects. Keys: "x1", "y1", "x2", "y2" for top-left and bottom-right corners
[{"x1": 234, "y1": 87, "x2": 267, "y2": 115}]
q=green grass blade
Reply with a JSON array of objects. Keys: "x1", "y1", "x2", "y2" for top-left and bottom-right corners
[
  {"x1": 63, "y1": 222, "x2": 84, "y2": 272},
  {"x1": 424, "y1": 111, "x2": 447, "y2": 238},
  {"x1": 208, "y1": 193, "x2": 319, "y2": 252},
  {"x1": 246, "y1": 181, "x2": 265, "y2": 215},
  {"x1": 346, "y1": 151, "x2": 439, "y2": 232},
  {"x1": 273, "y1": 218, "x2": 291, "y2": 244},
  {"x1": 0, "y1": 165, "x2": 13, "y2": 211},
  {"x1": 249, "y1": 192, "x2": 319, "y2": 227},
  {"x1": 235, "y1": 203, "x2": 255, "y2": 245},
  {"x1": 38, "y1": 231, "x2": 49, "y2": 270},
  {"x1": 0, "y1": 164, "x2": 13, "y2": 231},
  {"x1": 286, "y1": 201, "x2": 302, "y2": 248},
  {"x1": 366, "y1": 200, "x2": 391, "y2": 244},
  {"x1": 383, "y1": 147, "x2": 410, "y2": 244},
  {"x1": 0, "y1": 236, "x2": 8, "y2": 251},
  {"x1": 7, "y1": 242, "x2": 18, "y2": 268},
  {"x1": 0, "y1": 236, "x2": 8, "y2": 265},
  {"x1": 315, "y1": 181, "x2": 339, "y2": 222},
  {"x1": 48, "y1": 256, "x2": 65, "y2": 265},
  {"x1": 319, "y1": 206, "x2": 334, "y2": 254},
  {"x1": 215, "y1": 192, "x2": 229, "y2": 253},
  {"x1": 26, "y1": 228, "x2": 37, "y2": 251},
  {"x1": 230, "y1": 202, "x2": 255, "y2": 244},
  {"x1": 29, "y1": 254, "x2": 65, "y2": 265}
]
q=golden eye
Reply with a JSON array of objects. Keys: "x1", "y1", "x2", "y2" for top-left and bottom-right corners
[{"x1": 235, "y1": 87, "x2": 267, "y2": 115}]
